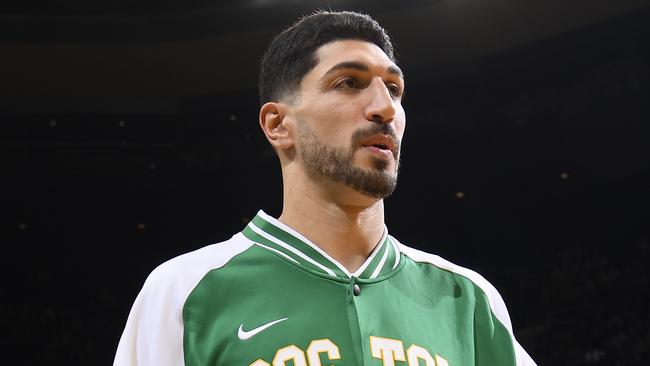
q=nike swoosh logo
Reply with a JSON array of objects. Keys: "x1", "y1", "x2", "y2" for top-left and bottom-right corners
[{"x1": 238, "y1": 318, "x2": 288, "y2": 340}]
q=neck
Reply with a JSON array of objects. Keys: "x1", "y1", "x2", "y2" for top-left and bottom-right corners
[{"x1": 278, "y1": 175, "x2": 386, "y2": 273}]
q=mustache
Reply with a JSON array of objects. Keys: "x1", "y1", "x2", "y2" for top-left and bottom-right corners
[{"x1": 352, "y1": 124, "x2": 401, "y2": 156}]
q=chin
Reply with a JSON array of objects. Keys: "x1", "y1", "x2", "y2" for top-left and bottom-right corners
[{"x1": 355, "y1": 156, "x2": 392, "y2": 172}]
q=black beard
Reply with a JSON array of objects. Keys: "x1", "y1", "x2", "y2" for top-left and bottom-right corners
[{"x1": 298, "y1": 123, "x2": 401, "y2": 199}]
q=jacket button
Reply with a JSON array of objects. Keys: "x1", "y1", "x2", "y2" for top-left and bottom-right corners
[{"x1": 353, "y1": 284, "x2": 361, "y2": 296}]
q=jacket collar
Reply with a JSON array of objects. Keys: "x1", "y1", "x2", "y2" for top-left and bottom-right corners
[{"x1": 241, "y1": 210, "x2": 401, "y2": 280}]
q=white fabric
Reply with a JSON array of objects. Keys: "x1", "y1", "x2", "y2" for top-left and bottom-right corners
[
  {"x1": 113, "y1": 233, "x2": 253, "y2": 366},
  {"x1": 114, "y1": 226, "x2": 536, "y2": 366}
]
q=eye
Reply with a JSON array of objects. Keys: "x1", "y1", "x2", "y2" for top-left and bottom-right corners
[
  {"x1": 386, "y1": 82, "x2": 403, "y2": 98},
  {"x1": 334, "y1": 76, "x2": 359, "y2": 90}
]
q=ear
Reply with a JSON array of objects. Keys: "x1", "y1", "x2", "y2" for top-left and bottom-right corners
[{"x1": 259, "y1": 101, "x2": 295, "y2": 150}]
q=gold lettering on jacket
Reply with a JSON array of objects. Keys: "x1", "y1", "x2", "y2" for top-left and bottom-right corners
[{"x1": 249, "y1": 336, "x2": 448, "y2": 366}]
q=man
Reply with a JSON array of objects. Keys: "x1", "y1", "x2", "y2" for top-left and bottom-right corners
[{"x1": 114, "y1": 10, "x2": 536, "y2": 366}]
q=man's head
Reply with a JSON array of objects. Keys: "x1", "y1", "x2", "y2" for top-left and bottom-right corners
[
  {"x1": 258, "y1": 11, "x2": 405, "y2": 200},
  {"x1": 259, "y1": 10, "x2": 395, "y2": 105}
]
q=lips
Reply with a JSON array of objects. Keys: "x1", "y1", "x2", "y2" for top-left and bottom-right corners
[{"x1": 360, "y1": 135, "x2": 397, "y2": 153}]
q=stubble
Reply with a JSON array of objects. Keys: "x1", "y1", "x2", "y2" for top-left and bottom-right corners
[{"x1": 297, "y1": 122, "x2": 401, "y2": 199}]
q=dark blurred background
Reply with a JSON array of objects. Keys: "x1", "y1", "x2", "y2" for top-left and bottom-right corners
[{"x1": 1, "y1": 0, "x2": 649, "y2": 364}]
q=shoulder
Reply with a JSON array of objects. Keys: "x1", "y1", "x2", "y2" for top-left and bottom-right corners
[
  {"x1": 395, "y1": 237, "x2": 537, "y2": 365},
  {"x1": 394, "y1": 237, "x2": 513, "y2": 332},
  {"x1": 141, "y1": 233, "x2": 255, "y2": 305},
  {"x1": 113, "y1": 233, "x2": 256, "y2": 365}
]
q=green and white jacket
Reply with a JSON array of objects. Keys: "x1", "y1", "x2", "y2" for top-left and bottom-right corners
[{"x1": 114, "y1": 210, "x2": 536, "y2": 366}]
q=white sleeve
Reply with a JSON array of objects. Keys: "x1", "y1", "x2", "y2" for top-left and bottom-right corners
[
  {"x1": 484, "y1": 278, "x2": 537, "y2": 366},
  {"x1": 113, "y1": 264, "x2": 186, "y2": 366},
  {"x1": 113, "y1": 236, "x2": 253, "y2": 366}
]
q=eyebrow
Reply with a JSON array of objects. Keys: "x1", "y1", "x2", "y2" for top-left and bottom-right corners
[{"x1": 322, "y1": 61, "x2": 404, "y2": 80}]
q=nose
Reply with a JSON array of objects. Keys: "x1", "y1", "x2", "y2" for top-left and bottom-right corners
[{"x1": 364, "y1": 78, "x2": 397, "y2": 124}]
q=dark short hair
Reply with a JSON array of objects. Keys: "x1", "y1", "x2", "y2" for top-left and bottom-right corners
[{"x1": 258, "y1": 10, "x2": 395, "y2": 104}]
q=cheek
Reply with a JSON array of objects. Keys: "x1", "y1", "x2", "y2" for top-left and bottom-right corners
[
  {"x1": 305, "y1": 108, "x2": 353, "y2": 139},
  {"x1": 394, "y1": 111, "x2": 406, "y2": 139}
]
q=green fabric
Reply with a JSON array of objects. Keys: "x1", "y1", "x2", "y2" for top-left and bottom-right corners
[
  {"x1": 182, "y1": 248, "x2": 516, "y2": 365},
  {"x1": 183, "y1": 245, "x2": 355, "y2": 365},
  {"x1": 183, "y1": 212, "x2": 517, "y2": 365}
]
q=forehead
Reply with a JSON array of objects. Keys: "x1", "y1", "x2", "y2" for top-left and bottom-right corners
[{"x1": 311, "y1": 39, "x2": 401, "y2": 77}]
